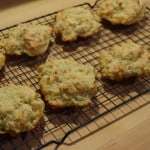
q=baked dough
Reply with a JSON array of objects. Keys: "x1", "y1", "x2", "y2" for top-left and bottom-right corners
[
  {"x1": 54, "y1": 7, "x2": 101, "y2": 41},
  {"x1": 38, "y1": 59, "x2": 97, "y2": 108},
  {"x1": 0, "y1": 23, "x2": 55, "y2": 56},
  {"x1": 93, "y1": 0, "x2": 145, "y2": 25},
  {"x1": 0, "y1": 52, "x2": 5, "y2": 70},
  {"x1": 98, "y1": 42, "x2": 150, "y2": 81},
  {"x1": 0, "y1": 84, "x2": 45, "y2": 136}
]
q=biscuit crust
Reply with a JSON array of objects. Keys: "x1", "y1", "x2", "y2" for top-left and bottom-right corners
[
  {"x1": 0, "y1": 24, "x2": 55, "y2": 56},
  {"x1": 0, "y1": 53, "x2": 5, "y2": 70},
  {"x1": 0, "y1": 84, "x2": 45, "y2": 135},
  {"x1": 98, "y1": 42, "x2": 150, "y2": 81},
  {"x1": 54, "y1": 7, "x2": 101, "y2": 41},
  {"x1": 38, "y1": 59, "x2": 97, "y2": 108},
  {"x1": 94, "y1": 0, "x2": 145, "y2": 25}
]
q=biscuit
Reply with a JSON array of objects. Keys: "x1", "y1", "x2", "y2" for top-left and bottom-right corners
[
  {"x1": 93, "y1": 0, "x2": 145, "y2": 25},
  {"x1": 0, "y1": 84, "x2": 45, "y2": 136},
  {"x1": 54, "y1": 7, "x2": 101, "y2": 41},
  {"x1": 0, "y1": 23, "x2": 55, "y2": 56},
  {"x1": 38, "y1": 59, "x2": 97, "y2": 108},
  {"x1": 98, "y1": 42, "x2": 150, "y2": 81},
  {"x1": 0, "y1": 52, "x2": 5, "y2": 70}
]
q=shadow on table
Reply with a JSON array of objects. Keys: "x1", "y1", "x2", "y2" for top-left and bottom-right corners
[{"x1": 0, "y1": 0, "x2": 35, "y2": 10}]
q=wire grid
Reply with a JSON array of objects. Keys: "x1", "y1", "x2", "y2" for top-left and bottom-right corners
[{"x1": 0, "y1": 3, "x2": 150, "y2": 150}]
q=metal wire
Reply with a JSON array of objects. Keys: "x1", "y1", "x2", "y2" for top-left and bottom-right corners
[{"x1": 0, "y1": 3, "x2": 149, "y2": 150}]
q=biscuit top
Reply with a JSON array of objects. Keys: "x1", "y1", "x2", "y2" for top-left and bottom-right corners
[
  {"x1": 94, "y1": 0, "x2": 145, "y2": 25},
  {"x1": 38, "y1": 59, "x2": 97, "y2": 107},
  {"x1": 0, "y1": 23, "x2": 55, "y2": 56},
  {"x1": 0, "y1": 84, "x2": 45, "y2": 135},
  {"x1": 99, "y1": 42, "x2": 150, "y2": 80},
  {"x1": 55, "y1": 7, "x2": 101, "y2": 41}
]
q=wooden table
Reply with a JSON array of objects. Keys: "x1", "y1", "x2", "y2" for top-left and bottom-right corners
[{"x1": 0, "y1": 1, "x2": 150, "y2": 150}]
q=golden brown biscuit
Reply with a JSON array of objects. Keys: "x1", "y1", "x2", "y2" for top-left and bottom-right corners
[
  {"x1": 38, "y1": 59, "x2": 97, "y2": 108},
  {"x1": 0, "y1": 52, "x2": 5, "y2": 70},
  {"x1": 54, "y1": 7, "x2": 101, "y2": 41},
  {"x1": 98, "y1": 42, "x2": 150, "y2": 81},
  {"x1": 0, "y1": 23, "x2": 55, "y2": 56},
  {"x1": 0, "y1": 84, "x2": 45, "y2": 136},
  {"x1": 93, "y1": 0, "x2": 145, "y2": 25}
]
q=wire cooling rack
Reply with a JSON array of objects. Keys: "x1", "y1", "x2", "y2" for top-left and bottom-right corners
[{"x1": 0, "y1": 3, "x2": 150, "y2": 150}]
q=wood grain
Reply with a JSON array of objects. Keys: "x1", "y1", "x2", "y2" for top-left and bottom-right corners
[{"x1": 0, "y1": 0, "x2": 149, "y2": 29}]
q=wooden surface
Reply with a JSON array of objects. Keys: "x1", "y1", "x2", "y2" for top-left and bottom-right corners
[{"x1": 0, "y1": 1, "x2": 150, "y2": 150}]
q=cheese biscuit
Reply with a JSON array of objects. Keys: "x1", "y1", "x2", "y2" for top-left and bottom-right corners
[
  {"x1": 0, "y1": 23, "x2": 55, "y2": 56},
  {"x1": 38, "y1": 59, "x2": 97, "y2": 108},
  {"x1": 0, "y1": 84, "x2": 45, "y2": 136},
  {"x1": 54, "y1": 7, "x2": 101, "y2": 41},
  {"x1": 94, "y1": 0, "x2": 145, "y2": 25},
  {"x1": 98, "y1": 42, "x2": 150, "y2": 81}
]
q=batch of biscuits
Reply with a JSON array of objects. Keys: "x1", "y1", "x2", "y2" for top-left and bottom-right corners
[{"x1": 0, "y1": 0, "x2": 149, "y2": 136}]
